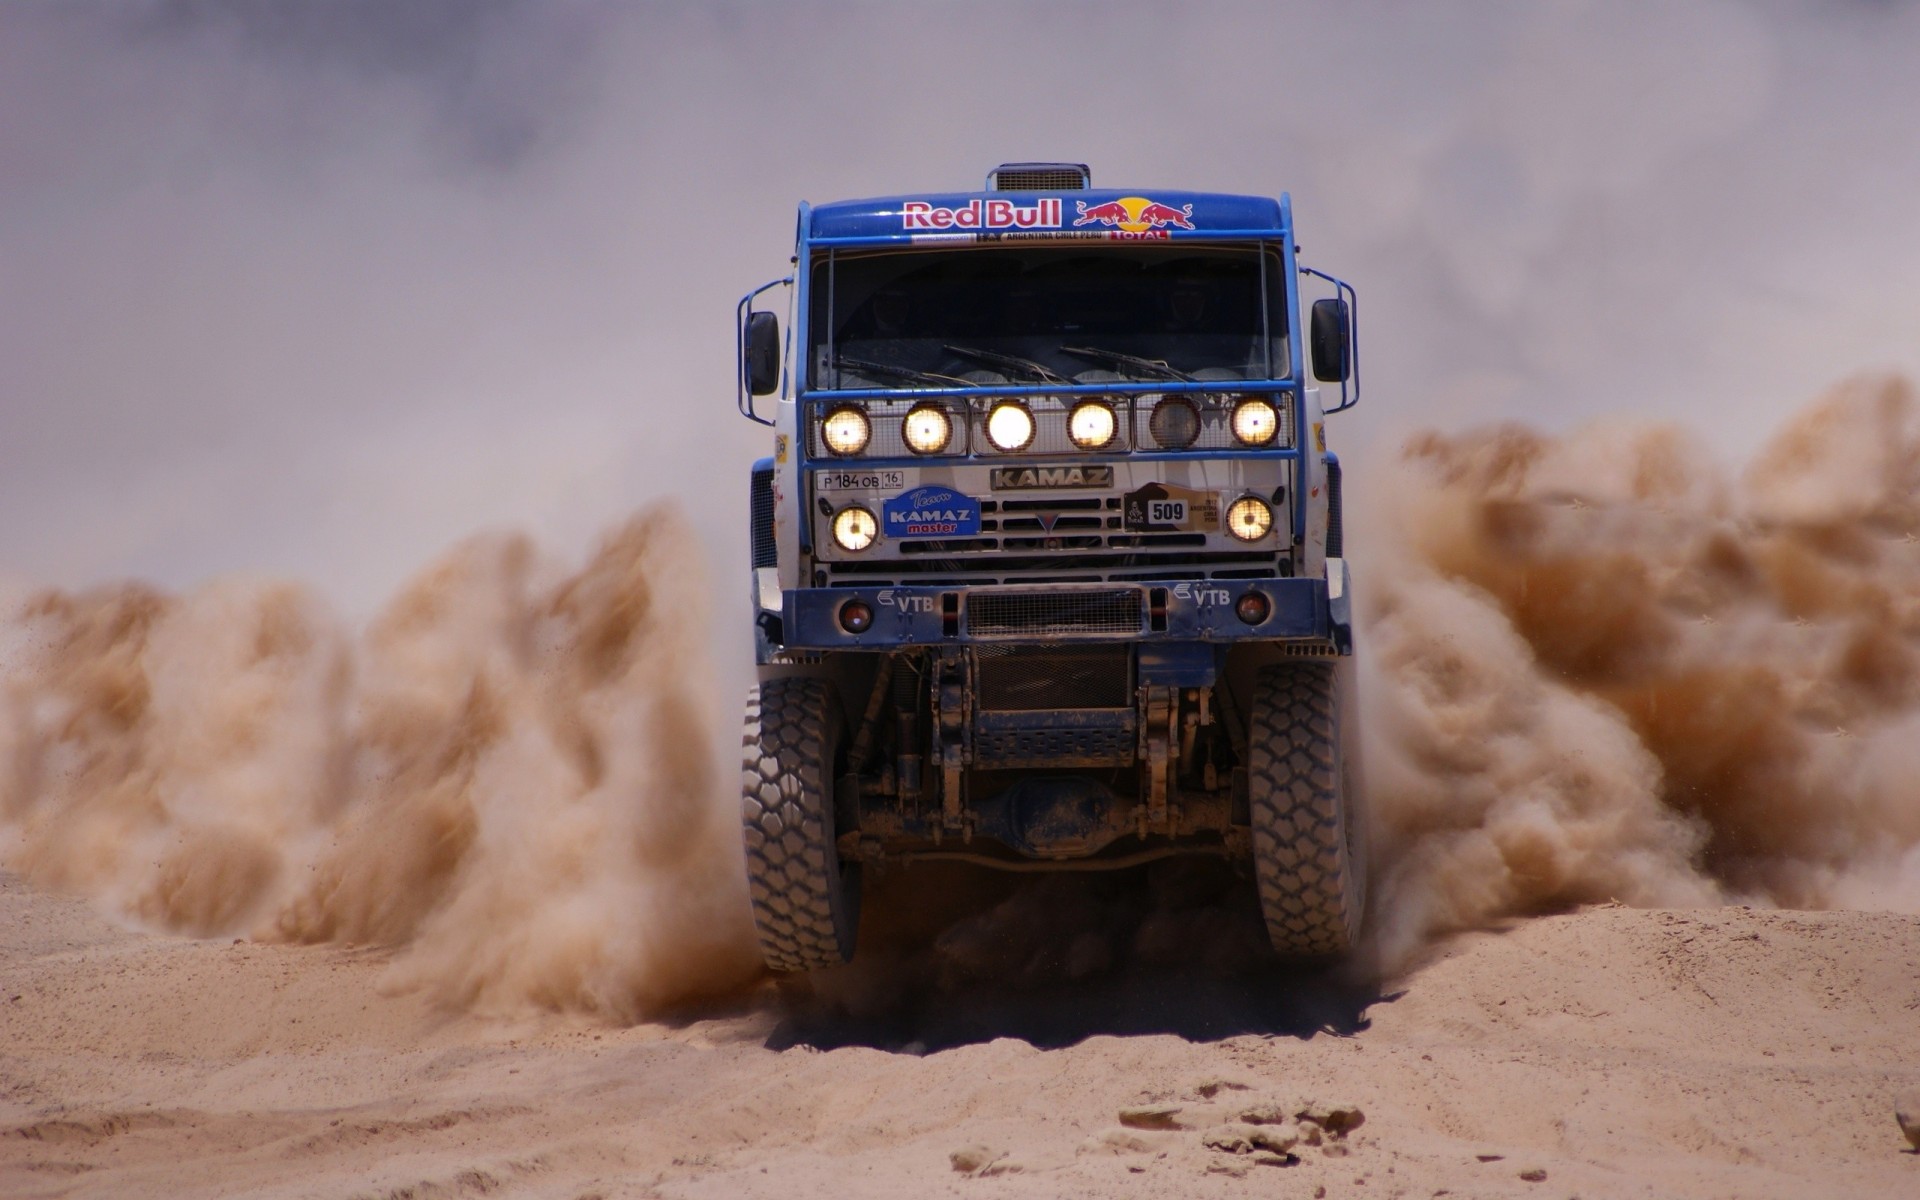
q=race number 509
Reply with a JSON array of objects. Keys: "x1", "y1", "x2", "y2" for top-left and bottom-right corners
[{"x1": 1149, "y1": 500, "x2": 1187, "y2": 524}]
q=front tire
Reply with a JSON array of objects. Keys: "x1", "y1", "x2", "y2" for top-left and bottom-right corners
[
  {"x1": 741, "y1": 678, "x2": 861, "y2": 971},
  {"x1": 1248, "y1": 661, "x2": 1367, "y2": 959}
]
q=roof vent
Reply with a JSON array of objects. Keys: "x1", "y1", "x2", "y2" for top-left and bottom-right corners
[{"x1": 987, "y1": 162, "x2": 1091, "y2": 191}]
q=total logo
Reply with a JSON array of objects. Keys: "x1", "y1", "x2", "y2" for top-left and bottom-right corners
[{"x1": 1074, "y1": 196, "x2": 1195, "y2": 233}]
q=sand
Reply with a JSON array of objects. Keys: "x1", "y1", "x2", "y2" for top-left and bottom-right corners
[{"x1": 4, "y1": 871, "x2": 1916, "y2": 1199}]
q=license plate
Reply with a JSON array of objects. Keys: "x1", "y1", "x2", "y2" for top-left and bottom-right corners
[{"x1": 816, "y1": 469, "x2": 904, "y2": 492}]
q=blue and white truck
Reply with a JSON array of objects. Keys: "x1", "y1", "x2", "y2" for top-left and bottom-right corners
[{"x1": 736, "y1": 163, "x2": 1364, "y2": 971}]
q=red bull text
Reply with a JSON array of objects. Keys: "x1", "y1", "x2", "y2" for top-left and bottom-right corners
[{"x1": 901, "y1": 198, "x2": 1064, "y2": 231}]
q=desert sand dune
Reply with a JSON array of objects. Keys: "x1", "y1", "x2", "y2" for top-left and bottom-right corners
[{"x1": 4, "y1": 871, "x2": 1916, "y2": 1199}]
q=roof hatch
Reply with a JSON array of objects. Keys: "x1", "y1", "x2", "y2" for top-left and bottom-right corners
[{"x1": 986, "y1": 162, "x2": 1090, "y2": 191}]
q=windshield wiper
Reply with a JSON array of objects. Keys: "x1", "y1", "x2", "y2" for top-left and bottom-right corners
[
  {"x1": 942, "y1": 344, "x2": 1069, "y2": 385},
  {"x1": 1059, "y1": 345, "x2": 1192, "y2": 382},
  {"x1": 834, "y1": 356, "x2": 973, "y2": 389}
]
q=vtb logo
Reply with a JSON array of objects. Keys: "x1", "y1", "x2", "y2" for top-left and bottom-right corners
[{"x1": 1073, "y1": 196, "x2": 1195, "y2": 233}]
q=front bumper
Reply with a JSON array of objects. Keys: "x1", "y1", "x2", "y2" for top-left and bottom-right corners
[{"x1": 781, "y1": 573, "x2": 1345, "y2": 650}]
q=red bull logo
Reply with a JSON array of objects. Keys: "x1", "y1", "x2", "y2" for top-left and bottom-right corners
[
  {"x1": 902, "y1": 198, "x2": 1064, "y2": 231},
  {"x1": 1073, "y1": 196, "x2": 1195, "y2": 233}
]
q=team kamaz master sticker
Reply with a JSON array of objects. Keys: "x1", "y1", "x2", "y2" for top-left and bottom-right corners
[{"x1": 882, "y1": 485, "x2": 981, "y2": 537}]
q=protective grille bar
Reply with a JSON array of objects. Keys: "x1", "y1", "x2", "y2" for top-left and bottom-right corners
[
  {"x1": 967, "y1": 588, "x2": 1143, "y2": 638},
  {"x1": 749, "y1": 464, "x2": 776, "y2": 568},
  {"x1": 973, "y1": 725, "x2": 1134, "y2": 767},
  {"x1": 834, "y1": 546, "x2": 1273, "y2": 569},
  {"x1": 807, "y1": 391, "x2": 1292, "y2": 459}
]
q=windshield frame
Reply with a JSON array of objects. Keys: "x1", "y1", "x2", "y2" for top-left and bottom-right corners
[{"x1": 805, "y1": 241, "x2": 1295, "y2": 395}]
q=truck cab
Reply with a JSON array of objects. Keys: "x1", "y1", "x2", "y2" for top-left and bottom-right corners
[{"x1": 737, "y1": 163, "x2": 1364, "y2": 971}]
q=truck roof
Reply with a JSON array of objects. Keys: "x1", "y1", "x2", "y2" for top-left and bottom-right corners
[{"x1": 805, "y1": 189, "x2": 1290, "y2": 248}]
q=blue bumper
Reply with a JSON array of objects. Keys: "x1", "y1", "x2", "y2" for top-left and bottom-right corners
[{"x1": 783, "y1": 577, "x2": 1338, "y2": 650}]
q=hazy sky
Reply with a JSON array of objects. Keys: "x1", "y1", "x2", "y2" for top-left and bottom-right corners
[{"x1": 5, "y1": 0, "x2": 1919, "y2": 630}]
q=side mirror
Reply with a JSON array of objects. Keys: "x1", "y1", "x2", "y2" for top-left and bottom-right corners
[
  {"x1": 745, "y1": 311, "x2": 781, "y2": 396},
  {"x1": 1310, "y1": 298, "x2": 1350, "y2": 383}
]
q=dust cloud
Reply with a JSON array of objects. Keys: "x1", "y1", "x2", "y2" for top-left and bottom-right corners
[
  {"x1": 1361, "y1": 372, "x2": 1920, "y2": 968},
  {"x1": 0, "y1": 504, "x2": 761, "y2": 1019},
  {"x1": 5, "y1": 381, "x2": 1919, "y2": 1019}
]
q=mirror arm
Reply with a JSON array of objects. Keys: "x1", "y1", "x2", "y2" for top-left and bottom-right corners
[
  {"x1": 736, "y1": 276, "x2": 793, "y2": 426},
  {"x1": 1299, "y1": 266, "x2": 1359, "y2": 413}
]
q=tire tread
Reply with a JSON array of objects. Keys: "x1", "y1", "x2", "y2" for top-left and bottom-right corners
[
  {"x1": 1247, "y1": 662, "x2": 1363, "y2": 958},
  {"x1": 741, "y1": 678, "x2": 857, "y2": 971}
]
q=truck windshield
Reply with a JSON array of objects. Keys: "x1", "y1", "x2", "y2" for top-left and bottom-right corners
[{"x1": 810, "y1": 244, "x2": 1288, "y2": 390}]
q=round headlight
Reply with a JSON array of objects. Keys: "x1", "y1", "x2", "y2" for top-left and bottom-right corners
[
  {"x1": 1148, "y1": 397, "x2": 1200, "y2": 449},
  {"x1": 1068, "y1": 400, "x2": 1117, "y2": 450},
  {"x1": 902, "y1": 404, "x2": 952, "y2": 454},
  {"x1": 821, "y1": 406, "x2": 870, "y2": 456},
  {"x1": 832, "y1": 505, "x2": 877, "y2": 551},
  {"x1": 1225, "y1": 496, "x2": 1274, "y2": 542},
  {"x1": 1231, "y1": 396, "x2": 1280, "y2": 447},
  {"x1": 985, "y1": 402, "x2": 1035, "y2": 452}
]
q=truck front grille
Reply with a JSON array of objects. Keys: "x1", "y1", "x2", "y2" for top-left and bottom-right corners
[
  {"x1": 967, "y1": 588, "x2": 1142, "y2": 638},
  {"x1": 811, "y1": 457, "x2": 1293, "y2": 588}
]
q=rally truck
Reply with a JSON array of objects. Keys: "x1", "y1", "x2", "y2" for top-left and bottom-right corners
[{"x1": 736, "y1": 163, "x2": 1364, "y2": 971}]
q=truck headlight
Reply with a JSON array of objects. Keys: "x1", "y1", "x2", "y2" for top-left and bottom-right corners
[
  {"x1": 1068, "y1": 400, "x2": 1117, "y2": 450},
  {"x1": 1225, "y1": 496, "x2": 1273, "y2": 541},
  {"x1": 1148, "y1": 397, "x2": 1200, "y2": 449},
  {"x1": 902, "y1": 404, "x2": 952, "y2": 454},
  {"x1": 821, "y1": 406, "x2": 870, "y2": 456},
  {"x1": 985, "y1": 401, "x2": 1035, "y2": 451},
  {"x1": 1230, "y1": 396, "x2": 1280, "y2": 446},
  {"x1": 832, "y1": 505, "x2": 877, "y2": 551}
]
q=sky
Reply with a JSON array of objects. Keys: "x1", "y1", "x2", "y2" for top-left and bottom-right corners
[{"x1": 4, "y1": 0, "x2": 1919, "y2": 640}]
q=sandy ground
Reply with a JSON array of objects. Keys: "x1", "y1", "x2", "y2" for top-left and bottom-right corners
[{"x1": 3, "y1": 872, "x2": 1917, "y2": 1199}]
